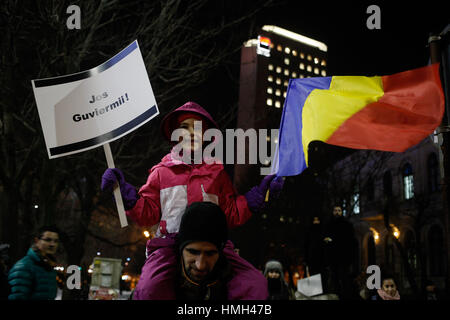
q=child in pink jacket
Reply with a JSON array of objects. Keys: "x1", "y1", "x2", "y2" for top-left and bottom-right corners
[{"x1": 101, "y1": 102, "x2": 283, "y2": 299}]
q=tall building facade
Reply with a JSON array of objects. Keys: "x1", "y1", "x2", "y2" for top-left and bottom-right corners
[
  {"x1": 234, "y1": 25, "x2": 328, "y2": 193},
  {"x1": 323, "y1": 137, "x2": 449, "y2": 294}
]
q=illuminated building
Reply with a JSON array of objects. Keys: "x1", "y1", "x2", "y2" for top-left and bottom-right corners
[{"x1": 234, "y1": 25, "x2": 328, "y2": 193}]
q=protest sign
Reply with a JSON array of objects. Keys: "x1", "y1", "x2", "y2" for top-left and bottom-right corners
[
  {"x1": 297, "y1": 273, "x2": 323, "y2": 297},
  {"x1": 32, "y1": 40, "x2": 159, "y2": 227}
]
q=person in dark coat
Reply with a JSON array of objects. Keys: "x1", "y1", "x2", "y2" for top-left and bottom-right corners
[
  {"x1": 304, "y1": 216, "x2": 325, "y2": 276},
  {"x1": 8, "y1": 225, "x2": 60, "y2": 300},
  {"x1": 323, "y1": 206, "x2": 357, "y2": 299}
]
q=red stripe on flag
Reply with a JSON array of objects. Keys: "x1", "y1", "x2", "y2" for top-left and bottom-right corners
[{"x1": 327, "y1": 64, "x2": 444, "y2": 152}]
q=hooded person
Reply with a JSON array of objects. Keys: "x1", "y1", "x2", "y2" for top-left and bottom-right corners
[
  {"x1": 264, "y1": 260, "x2": 295, "y2": 300},
  {"x1": 101, "y1": 101, "x2": 279, "y2": 299}
]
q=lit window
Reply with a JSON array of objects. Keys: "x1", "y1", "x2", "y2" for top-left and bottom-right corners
[
  {"x1": 284, "y1": 58, "x2": 290, "y2": 65},
  {"x1": 299, "y1": 63, "x2": 305, "y2": 70},
  {"x1": 275, "y1": 101, "x2": 281, "y2": 108},
  {"x1": 267, "y1": 98, "x2": 273, "y2": 106},
  {"x1": 352, "y1": 192, "x2": 360, "y2": 215},
  {"x1": 321, "y1": 70, "x2": 327, "y2": 76},
  {"x1": 267, "y1": 87, "x2": 273, "y2": 94},
  {"x1": 277, "y1": 45, "x2": 282, "y2": 51},
  {"x1": 300, "y1": 52, "x2": 305, "y2": 59},
  {"x1": 314, "y1": 57, "x2": 319, "y2": 64},
  {"x1": 403, "y1": 163, "x2": 414, "y2": 200},
  {"x1": 307, "y1": 54, "x2": 312, "y2": 61},
  {"x1": 283, "y1": 91, "x2": 287, "y2": 98},
  {"x1": 268, "y1": 75, "x2": 273, "y2": 82},
  {"x1": 283, "y1": 80, "x2": 289, "y2": 86},
  {"x1": 276, "y1": 78, "x2": 281, "y2": 85},
  {"x1": 268, "y1": 64, "x2": 274, "y2": 71},
  {"x1": 300, "y1": 74, "x2": 304, "y2": 78},
  {"x1": 284, "y1": 69, "x2": 289, "y2": 76},
  {"x1": 276, "y1": 66, "x2": 281, "y2": 73},
  {"x1": 292, "y1": 50, "x2": 297, "y2": 56},
  {"x1": 292, "y1": 72, "x2": 297, "y2": 78},
  {"x1": 275, "y1": 89, "x2": 281, "y2": 96},
  {"x1": 314, "y1": 67, "x2": 319, "y2": 74},
  {"x1": 307, "y1": 65, "x2": 312, "y2": 72},
  {"x1": 321, "y1": 59, "x2": 327, "y2": 66},
  {"x1": 284, "y1": 47, "x2": 290, "y2": 54}
]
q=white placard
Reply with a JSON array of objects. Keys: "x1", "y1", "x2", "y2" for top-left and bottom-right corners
[
  {"x1": 297, "y1": 273, "x2": 323, "y2": 297},
  {"x1": 32, "y1": 40, "x2": 159, "y2": 159}
]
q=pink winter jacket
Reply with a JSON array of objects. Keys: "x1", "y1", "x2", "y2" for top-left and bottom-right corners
[
  {"x1": 126, "y1": 151, "x2": 252, "y2": 235},
  {"x1": 129, "y1": 151, "x2": 268, "y2": 300}
]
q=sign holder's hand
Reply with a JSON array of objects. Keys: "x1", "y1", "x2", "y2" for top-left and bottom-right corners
[{"x1": 103, "y1": 143, "x2": 128, "y2": 227}]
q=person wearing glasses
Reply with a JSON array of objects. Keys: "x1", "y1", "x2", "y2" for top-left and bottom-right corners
[{"x1": 8, "y1": 225, "x2": 60, "y2": 300}]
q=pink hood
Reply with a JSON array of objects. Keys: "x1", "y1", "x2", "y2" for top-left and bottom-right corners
[{"x1": 160, "y1": 101, "x2": 219, "y2": 141}]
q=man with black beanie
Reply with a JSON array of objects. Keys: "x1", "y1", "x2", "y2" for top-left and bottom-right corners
[
  {"x1": 175, "y1": 201, "x2": 232, "y2": 300},
  {"x1": 133, "y1": 201, "x2": 267, "y2": 300}
]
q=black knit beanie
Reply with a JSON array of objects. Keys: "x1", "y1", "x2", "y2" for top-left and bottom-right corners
[{"x1": 177, "y1": 202, "x2": 228, "y2": 251}]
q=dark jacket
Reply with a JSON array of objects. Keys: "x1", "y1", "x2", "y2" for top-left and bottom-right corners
[
  {"x1": 305, "y1": 223, "x2": 325, "y2": 275},
  {"x1": 8, "y1": 248, "x2": 57, "y2": 300},
  {"x1": 324, "y1": 216, "x2": 356, "y2": 266}
]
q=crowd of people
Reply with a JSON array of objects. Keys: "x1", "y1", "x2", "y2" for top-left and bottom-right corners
[{"x1": 0, "y1": 102, "x2": 446, "y2": 301}]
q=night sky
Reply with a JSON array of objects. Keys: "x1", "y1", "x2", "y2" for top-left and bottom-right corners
[
  {"x1": 193, "y1": 1, "x2": 449, "y2": 127},
  {"x1": 252, "y1": 1, "x2": 448, "y2": 75}
]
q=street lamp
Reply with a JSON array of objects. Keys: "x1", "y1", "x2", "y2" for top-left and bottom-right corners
[
  {"x1": 370, "y1": 227, "x2": 380, "y2": 244},
  {"x1": 390, "y1": 224, "x2": 400, "y2": 239},
  {"x1": 143, "y1": 230, "x2": 150, "y2": 238}
]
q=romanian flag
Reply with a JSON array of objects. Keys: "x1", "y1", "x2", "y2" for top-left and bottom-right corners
[{"x1": 271, "y1": 64, "x2": 445, "y2": 177}]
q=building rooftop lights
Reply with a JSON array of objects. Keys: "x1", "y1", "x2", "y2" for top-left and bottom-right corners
[{"x1": 261, "y1": 25, "x2": 328, "y2": 52}]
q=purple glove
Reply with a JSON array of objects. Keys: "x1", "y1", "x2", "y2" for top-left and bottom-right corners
[
  {"x1": 269, "y1": 176, "x2": 285, "y2": 200},
  {"x1": 101, "y1": 168, "x2": 139, "y2": 210},
  {"x1": 244, "y1": 174, "x2": 276, "y2": 213}
]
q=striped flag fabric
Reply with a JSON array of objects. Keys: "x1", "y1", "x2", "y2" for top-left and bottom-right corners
[{"x1": 271, "y1": 63, "x2": 445, "y2": 177}]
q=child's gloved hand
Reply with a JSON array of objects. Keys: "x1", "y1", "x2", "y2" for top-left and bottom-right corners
[
  {"x1": 101, "y1": 168, "x2": 139, "y2": 210},
  {"x1": 268, "y1": 176, "x2": 285, "y2": 200},
  {"x1": 244, "y1": 174, "x2": 276, "y2": 213}
]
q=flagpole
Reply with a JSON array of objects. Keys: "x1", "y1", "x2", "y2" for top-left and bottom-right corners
[{"x1": 429, "y1": 32, "x2": 450, "y2": 292}]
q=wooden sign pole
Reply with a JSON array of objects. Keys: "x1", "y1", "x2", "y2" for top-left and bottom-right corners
[{"x1": 103, "y1": 143, "x2": 128, "y2": 227}]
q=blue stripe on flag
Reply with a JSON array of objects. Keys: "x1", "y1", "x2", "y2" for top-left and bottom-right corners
[{"x1": 276, "y1": 76, "x2": 332, "y2": 176}]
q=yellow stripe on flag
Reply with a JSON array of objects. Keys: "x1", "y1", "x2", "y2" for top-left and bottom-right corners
[{"x1": 301, "y1": 76, "x2": 384, "y2": 165}]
